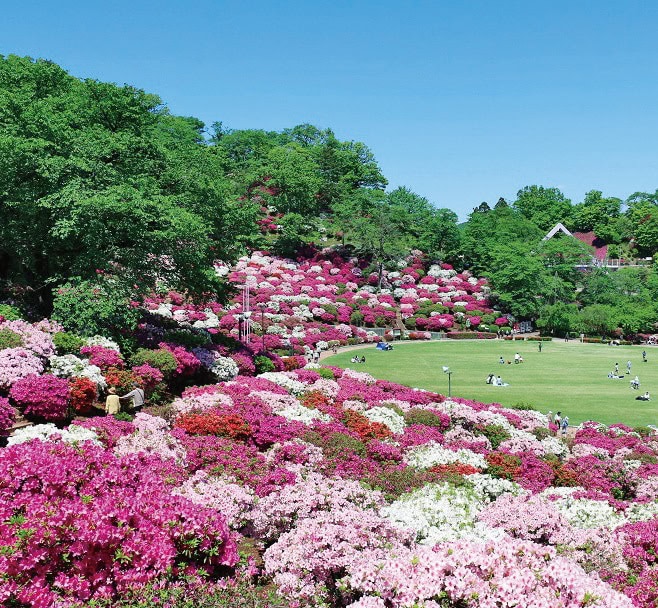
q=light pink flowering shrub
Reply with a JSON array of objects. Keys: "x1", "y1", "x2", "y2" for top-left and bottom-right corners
[
  {"x1": 263, "y1": 506, "x2": 413, "y2": 603},
  {"x1": 348, "y1": 540, "x2": 633, "y2": 608},
  {"x1": 0, "y1": 319, "x2": 55, "y2": 357},
  {"x1": 478, "y1": 493, "x2": 567, "y2": 544},
  {"x1": 114, "y1": 413, "x2": 187, "y2": 465},
  {"x1": 250, "y1": 472, "x2": 386, "y2": 542},
  {"x1": 174, "y1": 470, "x2": 255, "y2": 530},
  {"x1": 0, "y1": 348, "x2": 44, "y2": 389}
]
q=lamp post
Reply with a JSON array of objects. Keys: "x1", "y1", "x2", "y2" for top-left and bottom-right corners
[
  {"x1": 442, "y1": 366, "x2": 452, "y2": 398},
  {"x1": 243, "y1": 310, "x2": 252, "y2": 344},
  {"x1": 257, "y1": 302, "x2": 267, "y2": 353}
]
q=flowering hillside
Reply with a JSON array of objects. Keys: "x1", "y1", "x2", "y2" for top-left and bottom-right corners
[
  {"x1": 3, "y1": 362, "x2": 658, "y2": 606},
  {"x1": 144, "y1": 249, "x2": 502, "y2": 357}
]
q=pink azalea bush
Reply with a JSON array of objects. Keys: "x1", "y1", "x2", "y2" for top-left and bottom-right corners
[
  {"x1": 9, "y1": 373, "x2": 70, "y2": 421},
  {"x1": 0, "y1": 396, "x2": 17, "y2": 437},
  {"x1": 0, "y1": 440, "x2": 237, "y2": 606},
  {"x1": 347, "y1": 540, "x2": 633, "y2": 607},
  {"x1": 0, "y1": 348, "x2": 44, "y2": 389}
]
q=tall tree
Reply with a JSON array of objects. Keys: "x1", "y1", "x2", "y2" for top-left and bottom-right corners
[
  {"x1": 0, "y1": 55, "x2": 247, "y2": 311},
  {"x1": 569, "y1": 190, "x2": 622, "y2": 233},
  {"x1": 513, "y1": 185, "x2": 572, "y2": 231}
]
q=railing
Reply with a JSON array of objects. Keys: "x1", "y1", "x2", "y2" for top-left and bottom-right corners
[{"x1": 575, "y1": 257, "x2": 652, "y2": 269}]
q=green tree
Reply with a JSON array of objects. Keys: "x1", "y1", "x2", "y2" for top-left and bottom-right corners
[
  {"x1": 0, "y1": 55, "x2": 249, "y2": 311},
  {"x1": 335, "y1": 191, "x2": 409, "y2": 290},
  {"x1": 460, "y1": 204, "x2": 543, "y2": 274},
  {"x1": 513, "y1": 185, "x2": 572, "y2": 231},
  {"x1": 535, "y1": 302, "x2": 580, "y2": 337},
  {"x1": 487, "y1": 242, "x2": 545, "y2": 318},
  {"x1": 536, "y1": 234, "x2": 593, "y2": 285},
  {"x1": 569, "y1": 190, "x2": 622, "y2": 233},
  {"x1": 578, "y1": 304, "x2": 618, "y2": 337},
  {"x1": 386, "y1": 187, "x2": 460, "y2": 261}
]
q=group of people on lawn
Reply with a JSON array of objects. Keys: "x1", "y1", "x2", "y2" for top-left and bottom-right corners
[
  {"x1": 487, "y1": 352, "x2": 525, "y2": 386},
  {"x1": 607, "y1": 359, "x2": 651, "y2": 400}
]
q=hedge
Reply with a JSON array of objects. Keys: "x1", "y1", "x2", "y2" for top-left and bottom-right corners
[{"x1": 445, "y1": 332, "x2": 497, "y2": 340}]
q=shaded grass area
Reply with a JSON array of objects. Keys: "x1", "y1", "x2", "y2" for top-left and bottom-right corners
[{"x1": 325, "y1": 339, "x2": 658, "y2": 427}]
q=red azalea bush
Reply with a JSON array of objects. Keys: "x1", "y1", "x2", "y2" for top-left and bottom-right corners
[
  {"x1": 68, "y1": 376, "x2": 98, "y2": 413},
  {"x1": 177, "y1": 411, "x2": 253, "y2": 440},
  {"x1": 0, "y1": 396, "x2": 17, "y2": 437},
  {"x1": 283, "y1": 355, "x2": 308, "y2": 371},
  {"x1": 343, "y1": 410, "x2": 393, "y2": 441},
  {"x1": 104, "y1": 368, "x2": 141, "y2": 394},
  {"x1": 0, "y1": 440, "x2": 237, "y2": 606},
  {"x1": 9, "y1": 374, "x2": 70, "y2": 421}
]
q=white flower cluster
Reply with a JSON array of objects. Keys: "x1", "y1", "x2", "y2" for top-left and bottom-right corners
[
  {"x1": 540, "y1": 435, "x2": 570, "y2": 457},
  {"x1": 540, "y1": 488, "x2": 626, "y2": 529},
  {"x1": 209, "y1": 355, "x2": 239, "y2": 382},
  {"x1": 214, "y1": 263, "x2": 230, "y2": 277},
  {"x1": 467, "y1": 473, "x2": 526, "y2": 501},
  {"x1": 8, "y1": 423, "x2": 101, "y2": 446},
  {"x1": 85, "y1": 335, "x2": 121, "y2": 351},
  {"x1": 382, "y1": 482, "x2": 505, "y2": 545},
  {"x1": 258, "y1": 372, "x2": 307, "y2": 395},
  {"x1": 404, "y1": 442, "x2": 488, "y2": 470},
  {"x1": 427, "y1": 265, "x2": 456, "y2": 279},
  {"x1": 363, "y1": 406, "x2": 406, "y2": 434},
  {"x1": 48, "y1": 354, "x2": 106, "y2": 389},
  {"x1": 276, "y1": 403, "x2": 332, "y2": 425}
]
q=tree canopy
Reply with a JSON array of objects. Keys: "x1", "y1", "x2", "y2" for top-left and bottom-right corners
[{"x1": 3, "y1": 54, "x2": 658, "y2": 338}]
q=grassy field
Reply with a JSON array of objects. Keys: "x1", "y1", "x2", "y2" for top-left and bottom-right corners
[{"x1": 324, "y1": 339, "x2": 658, "y2": 427}]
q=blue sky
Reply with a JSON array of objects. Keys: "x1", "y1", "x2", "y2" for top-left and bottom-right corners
[{"x1": 3, "y1": 1, "x2": 657, "y2": 219}]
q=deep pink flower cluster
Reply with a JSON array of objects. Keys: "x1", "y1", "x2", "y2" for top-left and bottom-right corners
[
  {"x1": 131, "y1": 363, "x2": 164, "y2": 389},
  {"x1": 80, "y1": 344, "x2": 125, "y2": 370},
  {"x1": 159, "y1": 342, "x2": 202, "y2": 377},
  {"x1": 0, "y1": 396, "x2": 17, "y2": 437},
  {"x1": 0, "y1": 440, "x2": 237, "y2": 606},
  {"x1": 9, "y1": 373, "x2": 69, "y2": 421}
]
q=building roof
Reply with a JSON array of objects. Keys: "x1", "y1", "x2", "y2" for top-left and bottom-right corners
[
  {"x1": 542, "y1": 223, "x2": 572, "y2": 240},
  {"x1": 571, "y1": 231, "x2": 608, "y2": 261}
]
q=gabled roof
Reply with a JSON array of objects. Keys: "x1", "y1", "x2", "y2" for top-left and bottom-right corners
[{"x1": 543, "y1": 223, "x2": 573, "y2": 240}]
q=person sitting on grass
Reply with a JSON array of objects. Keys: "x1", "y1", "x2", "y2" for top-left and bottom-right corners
[{"x1": 637, "y1": 392, "x2": 651, "y2": 401}]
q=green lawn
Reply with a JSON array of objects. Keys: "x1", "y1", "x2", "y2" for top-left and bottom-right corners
[{"x1": 324, "y1": 339, "x2": 658, "y2": 427}]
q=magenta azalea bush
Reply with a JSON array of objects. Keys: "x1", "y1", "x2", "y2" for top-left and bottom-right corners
[
  {"x1": 9, "y1": 373, "x2": 70, "y2": 421},
  {"x1": 0, "y1": 440, "x2": 237, "y2": 606},
  {"x1": 0, "y1": 396, "x2": 17, "y2": 437}
]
